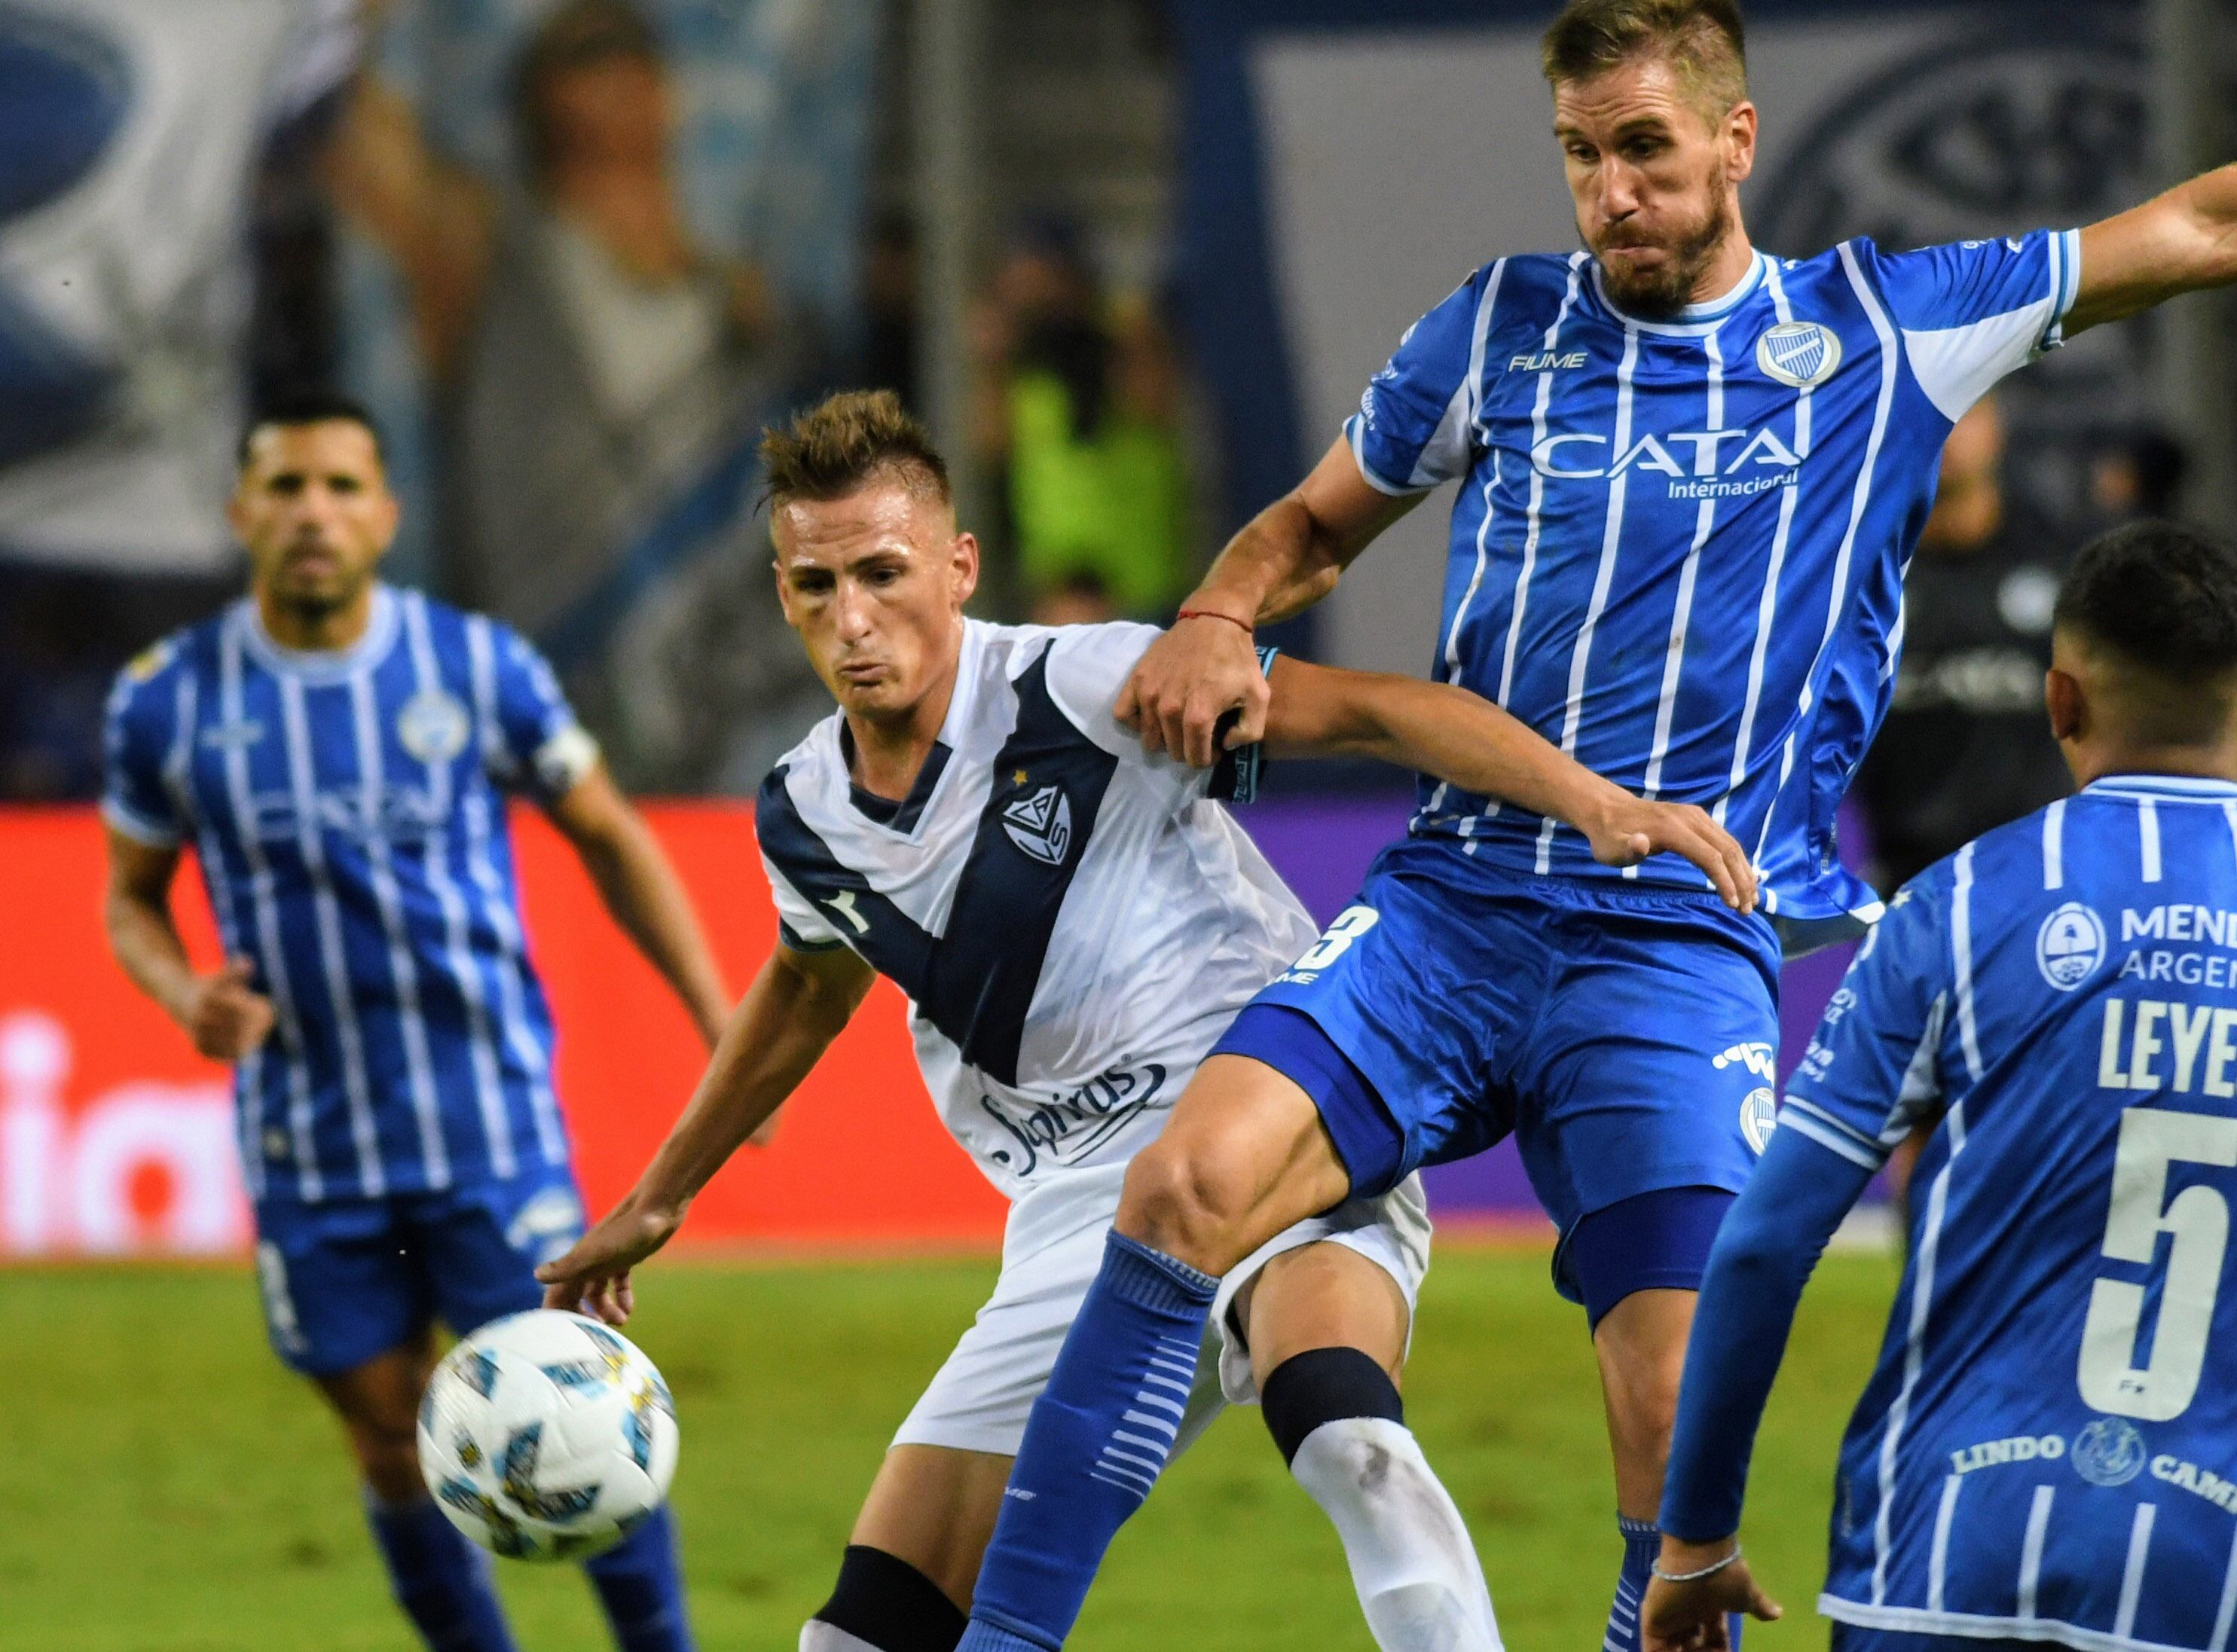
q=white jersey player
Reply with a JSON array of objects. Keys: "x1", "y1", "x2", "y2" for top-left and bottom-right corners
[{"x1": 540, "y1": 391, "x2": 1757, "y2": 1652}]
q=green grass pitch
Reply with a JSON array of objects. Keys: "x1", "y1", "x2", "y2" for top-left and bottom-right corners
[{"x1": 7, "y1": 1247, "x2": 1894, "y2": 1650}]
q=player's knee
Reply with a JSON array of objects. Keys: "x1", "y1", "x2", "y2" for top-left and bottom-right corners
[
  {"x1": 339, "y1": 1407, "x2": 425, "y2": 1501},
  {"x1": 1116, "y1": 1141, "x2": 1250, "y2": 1272}
]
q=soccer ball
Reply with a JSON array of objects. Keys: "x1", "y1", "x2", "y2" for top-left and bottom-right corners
[{"x1": 417, "y1": 1310, "x2": 679, "y2": 1562}]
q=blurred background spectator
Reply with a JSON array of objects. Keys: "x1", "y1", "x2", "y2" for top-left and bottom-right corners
[
  {"x1": 971, "y1": 216, "x2": 1192, "y2": 625},
  {"x1": 1852, "y1": 396, "x2": 2080, "y2": 893}
]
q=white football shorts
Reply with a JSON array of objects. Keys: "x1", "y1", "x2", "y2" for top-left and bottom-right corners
[{"x1": 891, "y1": 1159, "x2": 1432, "y2": 1458}]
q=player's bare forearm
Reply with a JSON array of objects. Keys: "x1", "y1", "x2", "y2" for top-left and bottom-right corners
[
  {"x1": 2071, "y1": 160, "x2": 2237, "y2": 333},
  {"x1": 634, "y1": 946, "x2": 869, "y2": 1209},
  {"x1": 103, "y1": 828, "x2": 277, "y2": 1060},
  {"x1": 550, "y1": 769, "x2": 732, "y2": 1046},
  {"x1": 102, "y1": 837, "x2": 197, "y2": 1024},
  {"x1": 1261, "y1": 660, "x2": 1759, "y2": 912},
  {"x1": 1120, "y1": 438, "x2": 1419, "y2": 765}
]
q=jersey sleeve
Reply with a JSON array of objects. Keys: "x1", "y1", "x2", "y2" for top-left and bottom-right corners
[
  {"x1": 1041, "y1": 623, "x2": 1271, "y2": 812},
  {"x1": 760, "y1": 853, "x2": 848, "y2": 953},
  {"x1": 481, "y1": 622, "x2": 601, "y2": 802},
  {"x1": 1870, "y1": 228, "x2": 2084, "y2": 422},
  {"x1": 1342, "y1": 264, "x2": 1496, "y2": 496},
  {"x1": 1780, "y1": 863, "x2": 1960, "y2": 1168},
  {"x1": 100, "y1": 643, "x2": 186, "y2": 848}
]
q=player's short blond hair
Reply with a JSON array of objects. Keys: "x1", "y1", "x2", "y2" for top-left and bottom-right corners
[
  {"x1": 759, "y1": 389, "x2": 952, "y2": 512},
  {"x1": 1541, "y1": 0, "x2": 1749, "y2": 124}
]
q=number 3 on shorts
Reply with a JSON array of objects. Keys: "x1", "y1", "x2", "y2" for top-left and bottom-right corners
[{"x1": 1294, "y1": 905, "x2": 1380, "y2": 973}]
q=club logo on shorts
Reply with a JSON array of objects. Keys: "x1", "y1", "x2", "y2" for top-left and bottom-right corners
[
  {"x1": 398, "y1": 689, "x2": 472, "y2": 765},
  {"x1": 1001, "y1": 783, "x2": 1073, "y2": 866},
  {"x1": 2036, "y1": 902, "x2": 2106, "y2": 991},
  {"x1": 1713, "y1": 1042, "x2": 1777, "y2": 1083},
  {"x1": 1740, "y1": 1088, "x2": 1778, "y2": 1155},
  {"x1": 2070, "y1": 1417, "x2": 2146, "y2": 1487},
  {"x1": 506, "y1": 1186, "x2": 585, "y2": 1266},
  {"x1": 1756, "y1": 322, "x2": 1843, "y2": 389}
]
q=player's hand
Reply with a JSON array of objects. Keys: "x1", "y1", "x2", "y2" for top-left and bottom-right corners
[
  {"x1": 1641, "y1": 1543, "x2": 1781, "y2": 1652},
  {"x1": 536, "y1": 1196, "x2": 684, "y2": 1326},
  {"x1": 176, "y1": 957, "x2": 276, "y2": 1062},
  {"x1": 1117, "y1": 610, "x2": 1267, "y2": 768},
  {"x1": 1580, "y1": 795, "x2": 1759, "y2": 915}
]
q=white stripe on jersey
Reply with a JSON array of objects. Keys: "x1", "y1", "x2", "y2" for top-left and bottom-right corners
[
  {"x1": 1875, "y1": 1095, "x2": 1968, "y2": 1605},
  {"x1": 2224, "y1": 801, "x2": 2237, "y2": 870},
  {"x1": 1928, "y1": 1473, "x2": 1961, "y2": 1611},
  {"x1": 221, "y1": 613, "x2": 324, "y2": 1201},
  {"x1": 2016, "y1": 1485, "x2": 2054, "y2": 1620},
  {"x1": 1951, "y1": 841, "x2": 1985, "y2": 1083},
  {"x1": 1425, "y1": 259, "x2": 1510, "y2": 819},
  {"x1": 277, "y1": 670, "x2": 387, "y2": 1196},
  {"x1": 348, "y1": 670, "x2": 451, "y2": 1187},
  {"x1": 1494, "y1": 254, "x2": 1588, "y2": 714},
  {"x1": 2211, "y1": 1523, "x2": 2237, "y2": 1651},
  {"x1": 2140, "y1": 797, "x2": 2163, "y2": 884},
  {"x1": 2042, "y1": 798, "x2": 2067, "y2": 890},
  {"x1": 1718, "y1": 262, "x2": 1811, "y2": 834},
  {"x1": 1753, "y1": 248, "x2": 1901, "y2": 868},
  {"x1": 1540, "y1": 322, "x2": 1643, "y2": 873},
  {"x1": 1639, "y1": 330, "x2": 1724, "y2": 806},
  {"x1": 2113, "y1": 1504, "x2": 2155, "y2": 1641},
  {"x1": 465, "y1": 613, "x2": 568, "y2": 1165},
  {"x1": 406, "y1": 595, "x2": 518, "y2": 1177}
]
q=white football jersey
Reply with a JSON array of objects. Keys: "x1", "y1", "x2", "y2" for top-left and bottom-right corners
[{"x1": 757, "y1": 620, "x2": 1319, "y2": 1202}]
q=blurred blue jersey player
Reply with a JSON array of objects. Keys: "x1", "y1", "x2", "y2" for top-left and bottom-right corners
[
  {"x1": 946, "y1": 4, "x2": 2237, "y2": 1651},
  {"x1": 1646, "y1": 522, "x2": 2237, "y2": 1652},
  {"x1": 100, "y1": 390, "x2": 735, "y2": 1652}
]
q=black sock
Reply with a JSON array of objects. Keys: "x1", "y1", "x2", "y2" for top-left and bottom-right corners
[
  {"x1": 811, "y1": 1544, "x2": 967, "y2": 1652},
  {"x1": 1259, "y1": 1345, "x2": 1405, "y2": 1467}
]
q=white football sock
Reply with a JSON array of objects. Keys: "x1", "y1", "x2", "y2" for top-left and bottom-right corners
[
  {"x1": 1289, "y1": 1416, "x2": 1503, "y2": 1652},
  {"x1": 799, "y1": 1620, "x2": 888, "y2": 1652}
]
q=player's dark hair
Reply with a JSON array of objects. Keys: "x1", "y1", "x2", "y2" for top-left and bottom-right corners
[
  {"x1": 1542, "y1": 0, "x2": 1748, "y2": 116},
  {"x1": 2055, "y1": 519, "x2": 2237, "y2": 744},
  {"x1": 237, "y1": 387, "x2": 385, "y2": 469},
  {"x1": 759, "y1": 389, "x2": 952, "y2": 512}
]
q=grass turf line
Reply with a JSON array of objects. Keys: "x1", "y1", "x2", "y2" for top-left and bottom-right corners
[{"x1": 6, "y1": 1250, "x2": 1892, "y2": 1650}]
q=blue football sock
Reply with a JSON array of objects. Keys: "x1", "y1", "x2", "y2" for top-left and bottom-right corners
[
  {"x1": 584, "y1": 1504, "x2": 695, "y2": 1652},
  {"x1": 958, "y1": 1232, "x2": 1218, "y2": 1651},
  {"x1": 1609, "y1": 1516, "x2": 1740, "y2": 1652},
  {"x1": 365, "y1": 1489, "x2": 520, "y2": 1652},
  {"x1": 1608, "y1": 1516, "x2": 1657, "y2": 1652}
]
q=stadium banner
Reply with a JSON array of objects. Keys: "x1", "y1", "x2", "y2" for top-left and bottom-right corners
[
  {"x1": 1171, "y1": 0, "x2": 2153, "y2": 676},
  {"x1": 0, "y1": 802, "x2": 1850, "y2": 1258}
]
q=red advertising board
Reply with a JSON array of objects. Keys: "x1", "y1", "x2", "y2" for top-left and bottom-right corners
[{"x1": 0, "y1": 805, "x2": 1005, "y2": 1258}]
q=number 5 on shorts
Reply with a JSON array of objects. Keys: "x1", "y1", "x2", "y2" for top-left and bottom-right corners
[{"x1": 1294, "y1": 905, "x2": 1380, "y2": 973}]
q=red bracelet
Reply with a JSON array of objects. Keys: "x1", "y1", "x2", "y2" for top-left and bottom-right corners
[{"x1": 1176, "y1": 607, "x2": 1254, "y2": 634}]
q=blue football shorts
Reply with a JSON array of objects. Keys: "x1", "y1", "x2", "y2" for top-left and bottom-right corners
[
  {"x1": 1211, "y1": 836, "x2": 1782, "y2": 1302},
  {"x1": 249, "y1": 1165, "x2": 587, "y2": 1376}
]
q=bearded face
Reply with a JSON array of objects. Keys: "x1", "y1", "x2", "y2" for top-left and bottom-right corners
[{"x1": 1587, "y1": 189, "x2": 1734, "y2": 320}]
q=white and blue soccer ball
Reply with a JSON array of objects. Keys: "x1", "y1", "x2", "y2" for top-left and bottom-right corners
[{"x1": 417, "y1": 1310, "x2": 679, "y2": 1562}]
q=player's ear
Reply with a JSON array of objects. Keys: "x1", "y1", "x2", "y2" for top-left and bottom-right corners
[
  {"x1": 1723, "y1": 100, "x2": 1757, "y2": 184},
  {"x1": 2044, "y1": 665, "x2": 2085, "y2": 745},
  {"x1": 950, "y1": 530, "x2": 980, "y2": 609}
]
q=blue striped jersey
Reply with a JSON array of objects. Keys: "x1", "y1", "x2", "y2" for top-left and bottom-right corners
[
  {"x1": 102, "y1": 586, "x2": 600, "y2": 1205},
  {"x1": 756, "y1": 620, "x2": 1316, "y2": 1209},
  {"x1": 1347, "y1": 231, "x2": 2083, "y2": 949},
  {"x1": 1783, "y1": 774, "x2": 2237, "y2": 1647}
]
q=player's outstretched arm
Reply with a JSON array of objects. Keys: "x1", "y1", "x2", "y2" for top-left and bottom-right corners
[
  {"x1": 1118, "y1": 438, "x2": 1420, "y2": 766},
  {"x1": 548, "y1": 764, "x2": 733, "y2": 1050},
  {"x1": 2069, "y1": 160, "x2": 2237, "y2": 334},
  {"x1": 1260, "y1": 658, "x2": 1760, "y2": 912},
  {"x1": 102, "y1": 828, "x2": 275, "y2": 1062},
  {"x1": 537, "y1": 942, "x2": 874, "y2": 1324}
]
